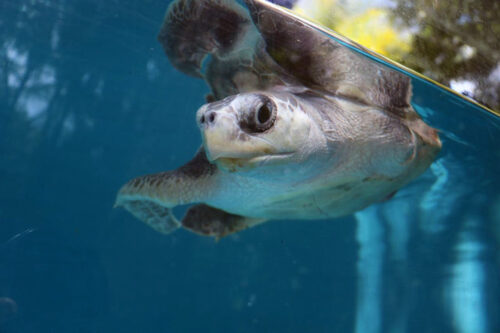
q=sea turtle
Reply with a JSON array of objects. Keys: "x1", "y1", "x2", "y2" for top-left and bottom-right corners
[{"x1": 114, "y1": 0, "x2": 441, "y2": 239}]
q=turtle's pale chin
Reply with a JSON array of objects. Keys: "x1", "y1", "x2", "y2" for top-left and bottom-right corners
[
  {"x1": 214, "y1": 153, "x2": 294, "y2": 172},
  {"x1": 202, "y1": 133, "x2": 295, "y2": 172},
  {"x1": 201, "y1": 124, "x2": 292, "y2": 163},
  {"x1": 202, "y1": 127, "x2": 294, "y2": 171}
]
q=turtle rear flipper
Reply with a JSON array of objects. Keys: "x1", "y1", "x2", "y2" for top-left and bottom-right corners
[{"x1": 182, "y1": 204, "x2": 266, "y2": 239}]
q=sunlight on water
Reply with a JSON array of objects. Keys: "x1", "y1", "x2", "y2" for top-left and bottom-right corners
[{"x1": 447, "y1": 220, "x2": 487, "y2": 333}]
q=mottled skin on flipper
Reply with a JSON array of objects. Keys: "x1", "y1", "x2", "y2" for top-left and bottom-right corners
[
  {"x1": 116, "y1": 149, "x2": 216, "y2": 208},
  {"x1": 183, "y1": 204, "x2": 265, "y2": 240},
  {"x1": 115, "y1": 199, "x2": 179, "y2": 234},
  {"x1": 158, "y1": 0, "x2": 295, "y2": 100},
  {"x1": 115, "y1": 149, "x2": 265, "y2": 239},
  {"x1": 115, "y1": 149, "x2": 218, "y2": 235},
  {"x1": 158, "y1": 0, "x2": 251, "y2": 78}
]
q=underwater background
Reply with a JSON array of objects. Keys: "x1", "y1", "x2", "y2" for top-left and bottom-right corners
[{"x1": 0, "y1": 0, "x2": 499, "y2": 332}]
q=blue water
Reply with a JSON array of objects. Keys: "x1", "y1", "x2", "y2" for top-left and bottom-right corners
[{"x1": 1, "y1": 1, "x2": 499, "y2": 332}]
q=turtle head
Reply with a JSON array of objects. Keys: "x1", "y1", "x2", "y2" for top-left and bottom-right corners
[{"x1": 196, "y1": 92, "x2": 321, "y2": 172}]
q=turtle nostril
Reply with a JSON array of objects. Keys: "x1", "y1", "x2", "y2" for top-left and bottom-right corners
[
  {"x1": 208, "y1": 112, "x2": 216, "y2": 123},
  {"x1": 200, "y1": 114, "x2": 205, "y2": 124}
]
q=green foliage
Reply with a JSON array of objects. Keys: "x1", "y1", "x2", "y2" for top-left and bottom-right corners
[
  {"x1": 392, "y1": 0, "x2": 500, "y2": 109},
  {"x1": 294, "y1": 0, "x2": 499, "y2": 110}
]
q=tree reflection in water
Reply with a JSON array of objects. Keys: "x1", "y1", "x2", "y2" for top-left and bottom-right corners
[{"x1": 294, "y1": 0, "x2": 500, "y2": 110}]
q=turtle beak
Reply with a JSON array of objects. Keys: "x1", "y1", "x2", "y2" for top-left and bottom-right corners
[
  {"x1": 197, "y1": 108, "x2": 277, "y2": 163},
  {"x1": 201, "y1": 123, "x2": 276, "y2": 162}
]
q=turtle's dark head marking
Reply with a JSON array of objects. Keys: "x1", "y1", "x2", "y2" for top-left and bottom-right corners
[
  {"x1": 238, "y1": 94, "x2": 277, "y2": 134},
  {"x1": 199, "y1": 93, "x2": 277, "y2": 134}
]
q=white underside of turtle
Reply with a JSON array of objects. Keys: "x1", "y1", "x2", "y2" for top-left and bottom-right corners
[{"x1": 115, "y1": 0, "x2": 441, "y2": 239}]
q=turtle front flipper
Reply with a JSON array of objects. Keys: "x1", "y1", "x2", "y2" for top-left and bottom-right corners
[
  {"x1": 115, "y1": 149, "x2": 218, "y2": 234},
  {"x1": 158, "y1": 0, "x2": 291, "y2": 100},
  {"x1": 115, "y1": 198, "x2": 181, "y2": 234},
  {"x1": 182, "y1": 204, "x2": 266, "y2": 239},
  {"x1": 158, "y1": 0, "x2": 252, "y2": 78}
]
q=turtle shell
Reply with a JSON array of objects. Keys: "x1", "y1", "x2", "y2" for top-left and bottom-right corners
[{"x1": 158, "y1": 0, "x2": 414, "y2": 120}]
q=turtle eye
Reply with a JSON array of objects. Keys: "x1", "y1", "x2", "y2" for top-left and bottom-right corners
[
  {"x1": 239, "y1": 95, "x2": 276, "y2": 133},
  {"x1": 257, "y1": 103, "x2": 272, "y2": 124},
  {"x1": 252, "y1": 99, "x2": 276, "y2": 132}
]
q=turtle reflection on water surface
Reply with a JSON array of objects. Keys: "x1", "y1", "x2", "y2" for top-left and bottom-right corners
[{"x1": 115, "y1": 0, "x2": 441, "y2": 239}]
